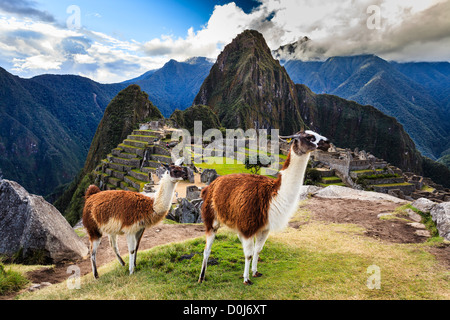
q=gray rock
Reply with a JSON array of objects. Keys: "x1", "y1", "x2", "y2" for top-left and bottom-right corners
[
  {"x1": 0, "y1": 180, "x2": 89, "y2": 264},
  {"x1": 415, "y1": 230, "x2": 431, "y2": 237},
  {"x1": 313, "y1": 185, "x2": 408, "y2": 204},
  {"x1": 185, "y1": 167, "x2": 195, "y2": 183},
  {"x1": 201, "y1": 169, "x2": 219, "y2": 185},
  {"x1": 407, "y1": 222, "x2": 426, "y2": 229},
  {"x1": 411, "y1": 198, "x2": 436, "y2": 213},
  {"x1": 430, "y1": 202, "x2": 450, "y2": 241},
  {"x1": 186, "y1": 186, "x2": 201, "y2": 201},
  {"x1": 172, "y1": 198, "x2": 202, "y2": 223},
  {"x1": 299, "y1": 185, "x2": 322, "y2": 201},
  {"x1": 406, "y1": 209, "x2": 422, "y2": 222}
]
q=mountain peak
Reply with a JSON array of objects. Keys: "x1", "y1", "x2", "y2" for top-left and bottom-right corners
[{"x1": 193, "y1": 29, "x2": 304, "y2": 134}]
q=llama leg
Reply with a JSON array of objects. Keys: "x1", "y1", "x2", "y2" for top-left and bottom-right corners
[
  {"x1": 109, "y1": 234, "x2": 125, "y2": 266},
  {"x1": 133, "y1": 228, "x2": 145, "y2": 267},
  {"x1": 90, "y1": 237, "x2": 101, "y2": 279},
  {"x1": 126, "y1": 233, "x2": 137, "y2": 275},
  {"x1": 252, "y1": 229, "x2": 269, "y2": 277},
  {"x1": 238, "y1": 234, "x2": 255, "y2": 285},
  {"x1": 198, "y1": 230, "x2": 216, "y2": 283}
]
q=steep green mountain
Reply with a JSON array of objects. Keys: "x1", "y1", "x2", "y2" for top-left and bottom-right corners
[
  {"x1": 127, "y1": 57, "x2": 213, "y2": 117},
  {"x1": 84, "y1": 85, "x2": 163, "y2": 173},
  {"x1": 0, "y1": 67, "x2": 123, "y2": 196},
  {"x1": 297, "y1": 84, "x2": 450, "y2": 187},
  {"x1": 170, "y1": 104, "x2": 222, "y2": 135},
  {"x1": 54, "y1": 85, "x2": 163, "y2": 224},
  {"x1": 283, "y1": 55, "x2": 450, "y2": 160},
  {"x1": 296, "y1": 84, "x2": 422, "y2": 172},
  {"x1": 193, "y1": 30, "x2": 305, "y2": 135}
]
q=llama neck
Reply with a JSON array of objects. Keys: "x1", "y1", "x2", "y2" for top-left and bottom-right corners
[
  {"x1": 279, "y1": 149, "x2": 310, "y2": 193},
  {"x1": 268, "y1": 148, "x2": 310, "y2": 231},
  {"x1": 153, "y1": 174, "x2": 178, "y2": 217}
]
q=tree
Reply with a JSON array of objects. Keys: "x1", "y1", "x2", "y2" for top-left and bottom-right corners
[{"x1": 244, "y1": 154, "x2": 271, "y2": 175}]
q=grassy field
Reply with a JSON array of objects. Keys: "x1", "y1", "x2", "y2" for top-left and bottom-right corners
[
  {"x1": 16, "y1": 208, "x2": 450, "y2": 300},
  {"x1": 195, "y1": 156, "x2": 277, "y2": 177}
]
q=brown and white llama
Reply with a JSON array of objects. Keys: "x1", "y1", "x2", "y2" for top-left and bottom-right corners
[
  {"x1": 82, "y1": 159, "x2": 187, "y2": 278},
  {"x1": 198, "y1": 130, "x2": 330, "y2": 285}
]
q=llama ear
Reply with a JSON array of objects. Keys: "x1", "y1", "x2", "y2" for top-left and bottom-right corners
[
  {"x1": 174, "y1": 157, "x2": 184, "y2": 166},
  {"x1": 279, "y1": 133, "x2": 301, "y2": 143},
  {"x1": 159, "y1": 161, "x2": 170, "y2": 170}
]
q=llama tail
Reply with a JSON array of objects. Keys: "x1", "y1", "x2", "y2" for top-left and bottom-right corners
[{"x1": 85, "y1": 184, "x2": 101, "y2": 199}]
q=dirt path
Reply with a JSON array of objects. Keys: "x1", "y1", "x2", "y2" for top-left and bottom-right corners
[
  {"x1": 5, "y1": 196, "x2": 449, "y2": 299},
  {"x1": 299, "y1": 197, "x2": 450, "y2": 267},
  {"x1": 25, "y1": 223, "x2": 205, "y2": 286}
]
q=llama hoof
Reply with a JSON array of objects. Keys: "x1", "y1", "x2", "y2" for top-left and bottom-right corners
[
  {"x1": 93, "y1": 272, "x2": 99, "y2": 279},
  {"x1": 253, "y1": 271, "x2": 263, "y2": 278},
  {"x1": 244, "y1": 280, "x2": 253, "y2": 285},
  {"x1": 198, "y1": 277, "x2": 205, "y2": 283}
]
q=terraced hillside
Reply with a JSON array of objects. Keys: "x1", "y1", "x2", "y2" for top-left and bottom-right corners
[{"x1": 93, "y1": 129, "x2": 172, "y2": 192}]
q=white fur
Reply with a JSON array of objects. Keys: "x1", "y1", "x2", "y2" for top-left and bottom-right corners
[
  {"x1": 305, "y1": 130, "x2": 327, "y2": 148},
  {"x1": 267, "y1": 150, "x2": 311, "y2": 232},
  {"x1": 152, "y1": 171, "x2": 179, "y2": 215}
]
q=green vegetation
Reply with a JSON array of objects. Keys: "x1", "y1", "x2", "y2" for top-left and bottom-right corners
[
  {"x1": 285, "y1": 55, "x2": 450, "y2": 162},
  {"x1": 56, "y1": 85, "x2": 163, "y2": 225},
  {"x1": 18, "y1": 220, "x2": 450, "y2": 300},
  {"x1": 0, "y1": 68, "x2": 123, "y2": 197},
  {"x1": 0, "y1": 262, "x2": 29, "y2": 295},
  {"x1": 170, "y1": 104, "x2": 222, "y2": 135},
  {"x1": 196, "y1": 157, "x2": 253, "y2": 176},
  {"x1": 193, "y1": 29, "x2": 305, "y2": 135}
]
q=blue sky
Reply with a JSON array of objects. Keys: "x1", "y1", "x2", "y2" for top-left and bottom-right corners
[{"x1": 0, "y1": 0, "x2": 449, "y2": 83}]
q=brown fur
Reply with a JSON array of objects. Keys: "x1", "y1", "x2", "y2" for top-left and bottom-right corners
[
  {"x1": 85, "y1": 184, "x2": 101, "y2": 199},
  {"x1": 201, "y1": 173, "x2": 282, "y2": 239},
  {"x1": 82, "y1": 187, "x2": 162, "y2": 240}
]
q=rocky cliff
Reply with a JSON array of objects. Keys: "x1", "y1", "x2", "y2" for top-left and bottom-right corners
[
  {"x1": 194, "y1": 30, "x2": 305, "y2": 135},
  {"x1": 54, "y1": 85, "x2": 163, "y2": 224}
]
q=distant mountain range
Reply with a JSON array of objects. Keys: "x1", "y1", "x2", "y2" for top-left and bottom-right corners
[
  {"x1": 0, "y1": 57, "x2": 212, "y2": 196},
  {"x1": 0, "y1": 68, "x2": 122, "y2": 196},
  {"x1": 192, "y1": 30, "x2": 422, "y2": 174},
  {"x1": 124, "y1": 57, "x2": 213, "y2": 117},
  {"x1": 1, "y1": 32, "x2": 450, "y2": 198},
  {"x1": 282, "y1": 55, "x2": 450, "y2": 161}
]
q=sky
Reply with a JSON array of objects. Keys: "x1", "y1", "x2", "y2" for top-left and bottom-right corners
[{"x1": 0, "y1": 0, "x2": 449, "y2": 83}]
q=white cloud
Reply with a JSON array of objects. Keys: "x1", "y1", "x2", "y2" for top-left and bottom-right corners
[
  {"x1": 0, "y1": 0, "x2": 448, "y2": 83},
  {"x1": 13, "y1": 54, "x2": 63, "y2": 71},
  {"x1": 139, "y1": 0, "x2": 450, "y2": 62}
]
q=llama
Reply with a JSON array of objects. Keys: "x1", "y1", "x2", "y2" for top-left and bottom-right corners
[
  {"x1": 82, "y1": 159, "x2": 187, "y2": 278},
  {"x1": 198, "y1": 130, "x2": 330, "y2": 285}
]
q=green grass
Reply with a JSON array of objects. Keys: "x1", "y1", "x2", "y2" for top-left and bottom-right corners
[
  {"x1": 16, "y1": 217, "x2": 450, "y2": 300},
  {"x1": 0, "y1": 262, "x2": 29, "y2": 295},
  {"x1": 195, "y1": 157, "x2": 253, "y2": 176},
  {"x1": 322, "y1": 176, "x2": 342, "y2": 182},
  {"x1": 373, "y1": 182, "x2": 414, "y2": 187},
  {"x1": 195, "y1": 156, "x2": 279, "y2": 177}
]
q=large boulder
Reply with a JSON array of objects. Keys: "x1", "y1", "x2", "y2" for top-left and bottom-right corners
[
  {"x1": 430, "y1": 202, "x2": 450, "y2": 241},
  {"x1": 0, "y1": 179, "x2": 88, "y2": 264},
  {"x1": 411, "y1": 198, "x2": 437, "y2": 213},
  {"x1": 313, "y1": 185, "x2": 408, "y2": 204}
]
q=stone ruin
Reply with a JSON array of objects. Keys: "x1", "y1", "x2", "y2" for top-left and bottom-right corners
[{"x1": 311, "y1": 145, "x2": 450, "y2": 202}]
